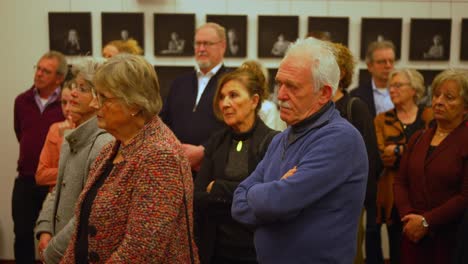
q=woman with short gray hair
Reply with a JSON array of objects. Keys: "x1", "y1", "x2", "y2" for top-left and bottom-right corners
[{"x1": 61, "y1": 54, "x2": 198, "y2": 263}]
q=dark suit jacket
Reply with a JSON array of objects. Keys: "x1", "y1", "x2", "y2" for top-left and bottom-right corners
[
  {"x1": 394, "y1": 121, "x2": 468, "y2": 263},
  {"x1": 350, "y1": 81, "x2": 377, "y2": 117},
  {"x1": 160, "y1": 66, "x2": 228, "y2": 146}
]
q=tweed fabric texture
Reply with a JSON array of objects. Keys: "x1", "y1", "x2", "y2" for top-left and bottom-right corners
[{"x1": 61, "y1": 116, "x2": 198, "y2": 263}]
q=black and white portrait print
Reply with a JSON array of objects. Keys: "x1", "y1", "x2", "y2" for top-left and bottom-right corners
[{"x1": 49, "y1": 12, "x2": 92, "y2": 56}]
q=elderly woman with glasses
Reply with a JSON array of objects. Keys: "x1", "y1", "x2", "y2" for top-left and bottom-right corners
[
  {"x1": 60, "y1": 54, "x2": 198, "y2": 263},
  {"x1": 394, "y1": 69, "x2": 468, "y2": 264},
  {"x1": 373, "y1": 68, "x2": 433, "y2": 263},
  {"x1": 35, "y1": 59, "x2": 113, "y2": 264}
]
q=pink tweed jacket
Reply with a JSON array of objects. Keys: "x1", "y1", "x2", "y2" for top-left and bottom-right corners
[{"x1": 61, "y1": 116, "x2": 199, "y2": 263}]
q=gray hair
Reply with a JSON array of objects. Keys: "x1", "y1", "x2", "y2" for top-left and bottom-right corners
[
  {"x1": 365, "y1": 40, "x2": 396, "y2": 63},
  {"x1": 284, "y1": 37, "x2": 340, "y2": 95},
  {"x1": 40, "y1": 50, "x2": 68, "y2": 77},
  {"x1": 196, "y1": 22, "x2": 226, "y2": 42},
  {"x1": 432, "y1": 69, "x2": 468, "y2": 116},
  {"x1": 388, "y1": 69, "x2": 426, "y2": 103},
  {"x1": 93, "y1": 54, "x2": 162, "y2": 118},
  {"x1": 72, "y1": 57, "x2": 106, "y2": 85}
]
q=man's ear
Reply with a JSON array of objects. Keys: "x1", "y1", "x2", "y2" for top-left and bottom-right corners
[
  {"x1": 251, "y1": 94, "x2": 260, "y2": 110},
  {"x1": 56, "y1": 75, "x2": 65, "y2": 87},
  {"x1": 319, "y1": 85, "x2": 333, "y2": 104}
]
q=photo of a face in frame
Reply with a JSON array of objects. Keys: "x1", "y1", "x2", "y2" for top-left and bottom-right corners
[
  {"x1": 101, "y1": 13, "x2": 145, "y2": 52},
  {"x1": 360, "y1": 18, "x2": 402, "y2": 61},
  {"x1": 258, "y1": 15, "x2": 298, "y2": 58},
  {"x1": 207, "y1": 14, "x2": 247, "y2": 58},
  {"x1": 307, "y1": 17, "x2": 349, "y2": 46},
  {"x1": 409, "y1": 18, "x2": 451, "y2": 61},
  {"x1": 49, "y1": 12, "x2": 92, "y2": 56},
  {"x1": 154, "y1": 13, "x2": 195, "y2": 57}
]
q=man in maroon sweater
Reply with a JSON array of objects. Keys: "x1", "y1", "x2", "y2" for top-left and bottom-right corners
[{"x1": 13, "y1": 51, "x2": 67, "y2": 263}]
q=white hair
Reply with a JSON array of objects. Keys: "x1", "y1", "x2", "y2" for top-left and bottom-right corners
[
  {"x1": 72, "y1": 57, "x2": 106, "y2": 84},
  {"x1": 284, "y1": 37, "x2": 340, "y2": 95}
]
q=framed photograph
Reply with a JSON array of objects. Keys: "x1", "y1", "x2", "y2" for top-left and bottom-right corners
[
  {"x1": 154, "y1": 66, "x2": 193, "y2": 100},
  {"x1": 258, "y1": 16, "x2": 299, "y2": 58},
  {"x1": 206, "y1": 15, "x2": 247, "y2": 58},
  {"x1": 409, "y1": 19, "x2": 451, "y2": 61},
  {"x1": 417, "y1": 69, "x2": 443, "y2": 106},
  {"x1": 48, "y1": 12, "x2": 92, "y2": 56},
  {"x1": 101, "y1": 13, "x2": 144, "y2": 51},
  {"x1": 360, "y1": 18, "x2": 402, "y2": 60},
  {"x1": 461, "y1": 19, "x2": 468, "y2": 61},
  {"x1": 308, "y1": 17, "x2": 349, "y2": 46},
  {"x1": 154, "y1": 13, "x2": 195, "y2": 57}
]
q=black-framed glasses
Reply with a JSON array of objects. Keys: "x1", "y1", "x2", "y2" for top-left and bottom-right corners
[
  {"x1": 194, "y1": 40, "x2": 222, "y2": 48},
  {"x1": 33, "y1": 65, "x2": 55, "y2": 76}
]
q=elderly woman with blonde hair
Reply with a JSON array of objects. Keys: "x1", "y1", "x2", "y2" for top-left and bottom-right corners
[
  {"x1": 61, "y1": 54, "x2": 198, "y2": 263},
  {"x1": 374, "y1": 68, "x2": 433, "y2": 263}
]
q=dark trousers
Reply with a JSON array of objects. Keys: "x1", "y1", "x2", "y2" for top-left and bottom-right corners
[
  {"x1": 365, "y1": 202, "x2": 383, "y2": 264},
  {"x1": 11, "y1": 177, "x2": 48, "y2": 264},
  {"x1": 366, "y1": 205, "x2": 402, "y2": 264}
]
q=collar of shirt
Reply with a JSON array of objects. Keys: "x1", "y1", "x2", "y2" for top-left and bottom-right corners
[
  {"x1": 194, "y1": 62, "x2": 223, "y2": 108},
  {"x1": 371, "y1": 79, "x2": 393, "y2": 114},
  {"x1": 195, "y1": 62, "x2": 223, "y2": 78},
  {"x1": 33, "y1": 86, "x2": 61, "y2": 113}
]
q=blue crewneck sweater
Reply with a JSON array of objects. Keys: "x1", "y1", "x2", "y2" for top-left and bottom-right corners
[{"x1": 232, "y1": 103, "x2": 368, "y2": 263}]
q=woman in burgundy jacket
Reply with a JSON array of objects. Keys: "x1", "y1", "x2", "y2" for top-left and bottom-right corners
[{"x1": 394, "y1": 69, "x2": 468, "y2": 264}]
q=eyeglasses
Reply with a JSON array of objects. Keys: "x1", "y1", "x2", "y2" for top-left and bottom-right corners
[
  {"x1": 70, "y1": 81, "x2": 93, "y2": 93},
  {"x1": 91, "y1": 88, "x2": 119, "y2": 107},
  {"x1": 373, "y1": 59, "x2": 395, "y2": 65},
  {"x1": 194, "y1": 40, "x2": 222, "y2": 48},
  {"x1": 389, "y1": 82, "x2": 410, "y2": 89},
  {"x1": 33, "y1": 65, "x2": 55, "y2": 76}
]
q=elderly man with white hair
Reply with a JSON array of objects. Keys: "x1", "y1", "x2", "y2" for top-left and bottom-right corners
[{"x1": 232, "y1": 37, "x2": 368, "y2": 263}]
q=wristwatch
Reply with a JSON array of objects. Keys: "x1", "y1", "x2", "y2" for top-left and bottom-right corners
[
  {"x1": 421, "y1": 216, "x2": 429, "y2": 228},
  {"x1": 394, "y1": 145, "x2": 401, "y2": 156}
]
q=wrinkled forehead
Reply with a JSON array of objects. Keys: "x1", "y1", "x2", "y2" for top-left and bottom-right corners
[{"x1": 37, "y1": 57, "x2": 59, "y2": 71}]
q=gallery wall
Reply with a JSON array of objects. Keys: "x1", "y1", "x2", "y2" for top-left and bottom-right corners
[{"x1": 1, "y1": 0, "x2": 468, "y2": 259}]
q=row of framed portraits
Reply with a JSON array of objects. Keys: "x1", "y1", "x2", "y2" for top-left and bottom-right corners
[
  {"x1": 49, "y1": 12, "x2": 468, "y2": 61},
  {"x1": 154, "y1": 65, "x2": 442, "y2": 103}
]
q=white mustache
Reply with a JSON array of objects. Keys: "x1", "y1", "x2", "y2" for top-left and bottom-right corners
[{"x1": 278, "y1": 100, "x2": 291, "y2": 109}]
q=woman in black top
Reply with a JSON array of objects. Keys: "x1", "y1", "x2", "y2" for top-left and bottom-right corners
[{"x1": 194, "y1": 61, "x2": 278, "y2": 264}]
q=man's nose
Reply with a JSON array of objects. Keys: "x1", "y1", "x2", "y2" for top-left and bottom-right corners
[{"x1": 277, "y1": 85, "x2": 288, "y2": 100}]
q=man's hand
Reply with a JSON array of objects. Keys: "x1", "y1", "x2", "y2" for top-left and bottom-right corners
[
  {"x1": 401, "y1": 214, "x2": 428, "y2": 243},
  {"x1": 281, "y1": 166, "x2": 297, "y2": 180},
  {"x1": 38, "y1": 233, "x2": 52, "y2": 261},
  {"x1": 182, "y1": 144, "x2": 205, "y2": 171}
]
